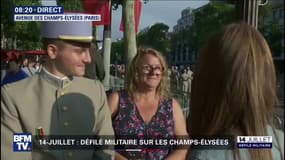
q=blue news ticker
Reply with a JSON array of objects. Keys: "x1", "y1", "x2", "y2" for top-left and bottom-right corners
[{"x1": 14, "y1": 6, "x2": 64, "y2": 14}]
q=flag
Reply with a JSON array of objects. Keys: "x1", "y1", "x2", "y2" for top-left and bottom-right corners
[
  {"x1": 83, "y1": 0, "x2": 111, "y2": 26},
  {"x1": 120, "y1": 0, "x2": 142, "y2": 33}
]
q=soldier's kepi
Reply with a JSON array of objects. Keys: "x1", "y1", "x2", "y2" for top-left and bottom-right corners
[{"x1": 41, "y1": 19, "x2": 93, "y2": 43}]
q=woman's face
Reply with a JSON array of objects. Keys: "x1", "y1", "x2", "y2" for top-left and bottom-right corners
[{"x1": 137, "y1": 54, "x2": 163, "y2": 89}]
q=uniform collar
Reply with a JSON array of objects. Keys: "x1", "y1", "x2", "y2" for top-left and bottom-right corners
[{"x1": 40, "y1": 68, "x2": 73, "y2": 88}]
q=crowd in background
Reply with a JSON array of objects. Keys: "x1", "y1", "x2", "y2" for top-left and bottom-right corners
[
  {"x1": 1, "y1": 56, "x2": 43, "y2": 86},
  {"x1": 109, "y1": 64, "x2": 194, "y2": 94}
]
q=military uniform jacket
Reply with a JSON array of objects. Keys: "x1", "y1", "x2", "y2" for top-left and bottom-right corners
[{"x1": 1, "y1": 69, "x2": 114, "y2": 160}]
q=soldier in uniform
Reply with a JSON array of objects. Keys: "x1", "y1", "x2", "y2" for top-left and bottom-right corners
[
  {"x1": 84, "y1": 39, "x2": 105, "y2": 81},
  {"x1": 1, "y1": 20, "x2": 114, "y2": 160},
  {"x1": 181, "y1": 69, "x2": 189, "y2": 95}
]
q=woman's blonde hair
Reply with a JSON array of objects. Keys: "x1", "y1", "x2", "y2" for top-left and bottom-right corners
[
  {"x1": 126, "y1": 47, "x2": 169, "y2": 98},
  {"x1": 187, "y1": 22, "x2": 278, "y2": 160}
]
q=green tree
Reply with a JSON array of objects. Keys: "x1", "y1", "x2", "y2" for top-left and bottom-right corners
[
  {"x1": 1, "y1": 0, "x2": 85, "y2": 50},
  {"x1": 16, "y1": 21, "x2": 41, "y2": 49},
  {"x1": 57, "y1": 0, "x2": 83, "y2": 12},
  {"x1": 137, "y1": 23, "x2": 170, "y2": 55},
  {"x1": 111, "y1": 0, "x2": 149, "y2": 67},
  {"x1": 1, "y1": 0, "x2": 15, "y2": 40},
  {"x1": 170, "y1": 1, "x2": 281, "y2": 65},
  {"x1": 170, "y1": 2, "x2": 235, "y2": 64},
  {"x1": 261, "y1": 22, "x2": 283, "y2": 57},
  {"x1": 189, "y1": 2, "x2": 235, "y2": 52},
  {"x1": 259, "y1": 4, "x2": 283, "y2": 57},
  {"x1": 1, "y1": 0, "x2": 41, "y2": 49}
]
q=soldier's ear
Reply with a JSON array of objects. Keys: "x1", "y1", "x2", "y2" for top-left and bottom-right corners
[{"x1": 46, "y1": 44, "x2": 59, "y2": 60}]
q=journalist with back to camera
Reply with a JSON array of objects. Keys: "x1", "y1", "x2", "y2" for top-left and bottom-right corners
[
  {"x1": 1, "y1": 18, "x2": 114, "y2": 159},
  {"x1": 187, "y1": 22, "x2": 284, "y2": 160}
]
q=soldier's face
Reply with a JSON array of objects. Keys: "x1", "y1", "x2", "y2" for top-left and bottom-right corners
[{"x1": 53, "y1": 41, "x2": 91, "y2": 76}]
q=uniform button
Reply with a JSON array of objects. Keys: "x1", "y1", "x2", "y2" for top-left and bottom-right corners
[
  {"x1": 62, "y1": 106, "x2": 68, "y2": 112},
  {"x1": 63, "y1": 122, "x2": 69, "y2": 127},
  {"x1": 67, "y1": 151, "x2": 73, "y2": 157}
]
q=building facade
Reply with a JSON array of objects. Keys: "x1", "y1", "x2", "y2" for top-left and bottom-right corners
[
  {"x1": 171, "y1": 7, "x2": 195, "y2": 67},
  {"x1": 173, "y1": 7, "x2": 195, "y2": 33}
]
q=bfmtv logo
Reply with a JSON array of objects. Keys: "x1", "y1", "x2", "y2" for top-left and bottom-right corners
[{"x1": 13, "y1": 133, "x2": 32, "y2": 152}]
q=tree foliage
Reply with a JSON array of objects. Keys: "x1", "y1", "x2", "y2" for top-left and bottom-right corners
[
  {"x1": 137, "y1": 23, "x2": 170, "y2": 55},
  {"x1": 111, "y1": 22, "x2": 171, "y2": 64},
  {"x1": 1, "y1": 0, "x2": 15, "y2": 37},
  {"x1": 170, "y1": 1, "x2": 283, "y2": 64},
  {"x1": 260, "y1": 21, "x2": 283, "y2": 57},
  {"x1": 1, "y1": 0, "x2": 85, "y2": 50},
  {"x1": 192, "y1": 3, "x2": 235, "y2": 48},
  {"x1": 57, "y1": 0, "x2": 83, "y2": 12},
  {"x1": 1, "y1": 0, "x2": 42, "y2": 49},
  {"x1": 170, "y1": 2, "x2": 235, "y2": 62},
  {"x1": 259, "y1": 4, "x2": 283, "y2": 57}
]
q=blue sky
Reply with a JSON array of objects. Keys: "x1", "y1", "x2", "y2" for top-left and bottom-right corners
[{"x1": 99, "y1": 0, "x2": 209, "y2": 41}]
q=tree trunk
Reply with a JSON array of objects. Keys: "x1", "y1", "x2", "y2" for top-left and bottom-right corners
[
  {"x1": 1, "y1": 24, "x2": 5, "y2": 48},
  {"x1": 123, "y1": 0, "x2": 137, "y2": 67},
  {"x1": 13, "y1": 36, "x2": 17, "y2": 49},
  {"x1": 103, "y1": 0, "x2": 112, "y2": 91},
  {"x1": 103, "y1": 25, "x2": 112, "y2": 90}
]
